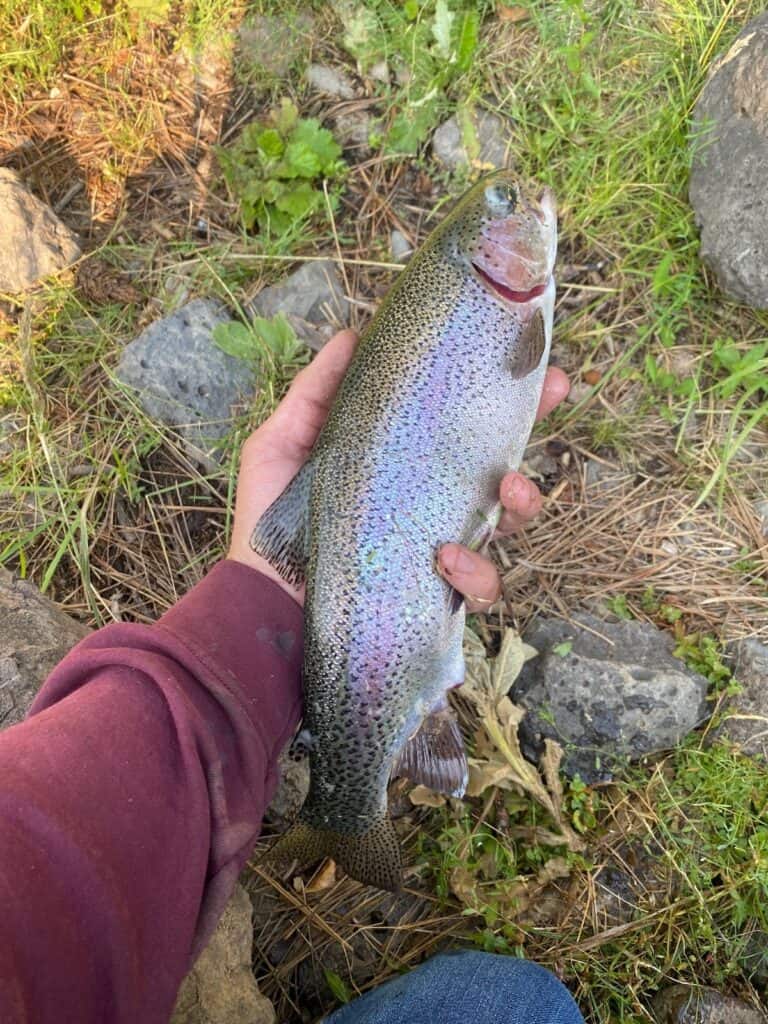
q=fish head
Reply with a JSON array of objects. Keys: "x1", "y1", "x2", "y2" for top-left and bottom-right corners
[{"x1": 447, "y1": 170, "x2": 557, "y2": 303}]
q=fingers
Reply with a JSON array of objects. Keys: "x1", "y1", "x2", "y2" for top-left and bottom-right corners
[
  {"x1": 496, "y1": 471, "x2": 543, "y2": 534},
  {"x1": 535, "y1": 366, "x2": 570, "y2": 422},
  {"x1": 252, "y1": 329, "x2": 359, "y2": 459},
  {"x1": 437, "y1": 543, "x2": 502, "y2": 613}
]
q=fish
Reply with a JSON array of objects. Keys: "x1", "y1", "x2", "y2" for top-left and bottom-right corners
[{"x1": 251, "y1": 170, "x2": 557, "y2": 891}]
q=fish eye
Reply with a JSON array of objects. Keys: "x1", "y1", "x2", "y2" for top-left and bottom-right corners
[{"x1": 484, "y1": 182, "x2": 517, "y2": 213}]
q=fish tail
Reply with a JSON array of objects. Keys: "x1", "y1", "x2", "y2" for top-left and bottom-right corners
[{"x1": 267, "y1": 816, "x2": 403, "y2": 892}]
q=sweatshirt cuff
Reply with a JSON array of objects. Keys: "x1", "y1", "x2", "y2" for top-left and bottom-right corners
[{"x1": 157, "y1": 560, "x2": 304, "y2": 748}]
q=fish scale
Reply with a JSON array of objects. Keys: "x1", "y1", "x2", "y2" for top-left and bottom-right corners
[{"x1": 252, "y1": 170, "x2": 557, "y2": 890}]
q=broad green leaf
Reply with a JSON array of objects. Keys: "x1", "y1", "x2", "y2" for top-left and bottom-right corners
[
  {"x1": 256, "y1": 128, "x2": 284, "y2": 159},
  {"x1": 455, "y1": 9, "x2": 479, "y2": 72},
  {"x1": 432, "y1": 0, "x2": 454, "y2": 60},
  {"x1": 252, "y1": 313, "x2": 301, "y2": 360},
  {"x1": 324, "y1": 969, "x2": 351, "y2": 1004},
  {"x1": 274, "y1": 98, "x2": 299, "y2": 136},
  {"x1": 289, "y1": 119, "x2": 342, "y2": 172},
  {"x1": 212, "y1": 322, "x2": 258, "y2": 361},
  {"x1": 283, "y1": 141, "x2": 322, "y2": 178},
  {"x1": 274, "y1": 181, "x2": 321, "y2": 218}
]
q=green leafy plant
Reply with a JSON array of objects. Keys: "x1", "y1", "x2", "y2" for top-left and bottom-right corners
[
  {"x1": 335, "y1": 0, "x2": 487, "y2": 155},
  {"x1": 213, "y1": 313, "x2": 304, "y2": 365},
  {"x1": 218, "y1": 99, "x2": 345, "y2": 234}
]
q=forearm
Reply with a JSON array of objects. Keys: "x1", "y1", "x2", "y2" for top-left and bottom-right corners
[{"x1": 0, "y1": 560, "x2": 303, "y2": 1024}]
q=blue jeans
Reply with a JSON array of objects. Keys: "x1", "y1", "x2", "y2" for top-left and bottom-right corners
[{"x1": 324, "y1": 950, "x2": 585, "y2": 1024}]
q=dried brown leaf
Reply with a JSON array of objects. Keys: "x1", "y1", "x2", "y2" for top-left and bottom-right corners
[
  {"x1": 497, "y1": 5, "x2": 530, "y2": 23},
  {"x1": 305, "y1": 858, "x2": 337, "y2": 893},
  {"x1": 409, "y1": 785, "x2": 446, "y2": 807}
]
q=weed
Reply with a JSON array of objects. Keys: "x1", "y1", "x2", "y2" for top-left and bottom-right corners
[
  {"x1": 335, "y1": 0, "x2": 491, "y2": 155},
  {"x1": 218, "y1": 98, "x2": 346, "y2": 235}
]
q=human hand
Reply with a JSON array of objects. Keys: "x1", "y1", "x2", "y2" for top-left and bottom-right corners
[{"x1": 228, "y1": 329, "x2": 570, "y2": 608}]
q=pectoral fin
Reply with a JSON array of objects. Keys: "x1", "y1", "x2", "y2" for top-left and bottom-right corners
[
  {"x1": 508, "y1": 308, "x2": 545, "y2": 379},
  {"x1": 393, "y1": 706, "x2": 468, "y2": 798},
  {"x1": 250, "y1": 460, "x2": 313, "y2": 587}
]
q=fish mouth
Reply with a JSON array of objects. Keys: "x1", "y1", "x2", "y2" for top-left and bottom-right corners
[{"x1": 471, "y1": 262, "x2": 549, "y2": 304}]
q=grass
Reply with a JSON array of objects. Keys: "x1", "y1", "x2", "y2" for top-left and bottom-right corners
[{"x1": 1, "y1": 0, "x2": 768, "y2": 1021}]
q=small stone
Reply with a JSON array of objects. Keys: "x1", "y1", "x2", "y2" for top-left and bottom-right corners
[
  {"x1": 513, "y1": 613, "x2": 710, "y2": 782},
  {"x1": 171, "y1": 884, "x2": 275, "y2": 1024},
  {"x1": 332, "y1": 109, "x2": 374, "y2": 151},
  {"x1": 266, "y1": 749, "x2": 310, "y2": 827},
  {"x1": 0, "y1": 569, "x2": 90, "y2": 731},
  {"x1": 0, "y1": 168, "x2": 81, "y2": 293},
  {"x1": 249, "y1": 260, "x2": 349, "y2": 351},
  {"x1": 712, "y1": 638, "x2": 768, "y2": 761},
  {"x1": 369, "y1": 60, "x2": 390, "y2": 83},
  {"x1": 432, "y1": 110, "x2": 511, "y2": 171},
  {"x1": 753, "y1": 497, "x2": 768, "y2": 536},
  {"x1": 116, "y1": 299, "x2": 257, "y2": 461},
  {"x1": 390, "y1": 229, "x2": 413, "y2": 262},
  {"x1": 652, "y1": 984, "x2": 766, "y2": 1024},
  {"x1": 566, "y1": 380, "x2": 592, "y2": 405},
  {"x1": 237, "y1": 12, "x2": 314, "y2": 78},
  {"x1": 689, "y1": 13, "x2": 768, "y2": 308},
  {"x1": 305, "y1": 63, "x2": 356, "y2": 99}
]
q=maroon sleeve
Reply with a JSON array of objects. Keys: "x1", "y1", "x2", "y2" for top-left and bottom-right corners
[{"x1": 0, "y1": 560, "x2": 303, "y2": 1024}]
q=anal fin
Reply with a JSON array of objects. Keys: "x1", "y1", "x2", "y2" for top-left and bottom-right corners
[
  {"x1": 250, "y1": 460, "x2": 313, "y2": 587},
  {"x1": 393, "y1": 706, "x2": 468, "y2": 798},
  {"x1": 267, "y1": 816, "x2": 402, "y2": 892}
]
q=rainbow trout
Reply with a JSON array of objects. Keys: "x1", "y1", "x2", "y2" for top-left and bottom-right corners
[{"x1": 252, "y1": 171, "x2": 557, "y2": 890}]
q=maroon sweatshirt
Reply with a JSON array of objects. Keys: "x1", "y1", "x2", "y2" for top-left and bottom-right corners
[{"x1": 0, "y1": 560, "x2": 304, "y2": 1024}]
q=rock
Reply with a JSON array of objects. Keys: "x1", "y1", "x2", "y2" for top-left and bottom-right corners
[
  {"x1": 171, "y1": 884, "x2": 275, "y2": 1024},
  {"x1": 0, "y1": 568, "x2": 89, "y2": 730},
  {"x1": 712, "y1": 638, "x2": 768, "y2": 760},
  {"x1": 116, "y1": 299, "x2": 257, "y2": 460},
  {"x1": 512, "y1": 614, "x2": 710, "y2": 782},
  {"x1": 390, "y1": 229, "x2": 413, "y2": 262},
  {"x1": 689, "y1": 13, "x2": 768, "y2": 308},
  {"x1": 740, "y1": 925, "x2": 768, "y2": 990},
  {"x1": 753, "y1": 497, "x2": 768, "y2": 536},
  {"x1": 651, "y1": 985, "x2": 766, "y2": 1023},
  {"x1": 431, "y1": 110, "x2": 510, "y2": 171},
  {"x1": 265, "y1": 749, "x2": 309, "y2": 827},
  {"x1": 237, "y1": 12, "x2": 314, "y2": 78},
  {"x1": 0, "y1": 168, "x2": 81, "y2": 293},
  {"x1": 0, "y1": 414, "x2": 24, "y2": 460},
  {"x1": 249, "y1": 260, "x2": 349, "y2": 351},
  {"x1": 332, "y1": 108, "x2": 374, "y2": 151},
  {"x1": 305, "y1": 63, "x2": 356, "y2": 99},
  {"x1": 369, "y1": 60, "x2": 390, "y2": 83}
]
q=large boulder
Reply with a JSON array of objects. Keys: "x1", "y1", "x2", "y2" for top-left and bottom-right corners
[
  {"x1": 171, "y1": 884, "x2": 275, "y2": 1024},
  {"x1": 0, "y1": 168, "x2": 81, "y2": 293},
  {"x1": 513, "y1": 614, "x2": 710, "y2": 781},
  {"x1": 116, "y1": 299, "x2": 257, "y2": 460},
  {"x1": 249, "y1": 260, "x2": 349, "y2": 351},
  {"x1": 689, "y1": 13, "x2": 768, "y2": 308},
  {"x1": 0, "y1": 568, "x2": 89, "y2": 729}
]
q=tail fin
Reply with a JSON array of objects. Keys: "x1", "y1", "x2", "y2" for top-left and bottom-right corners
[{"x1": 268, "y1": 817, "x2": 403, "y2": 892}]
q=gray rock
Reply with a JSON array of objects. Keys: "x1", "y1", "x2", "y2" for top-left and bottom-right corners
[
  {"x1": 432, "y1": 110, "x2": 510, "y2": 171},
  {"x1": 249, "y1": 260, "x2": 349, "y2": 351},
  {"x1": 332, "y1": 108, "x2": 374, "y2": 151},
  {"x1": 513, "y1": 614, "x2": 710, "y2": 782},
  {"x1": 369, "y1": 60, "x2": 390, "y2": 84},
  {"x1": 116, "y1": 299, "x2": 257, "y2": 459},
  {"x1": 652, "y1": 985, "x2": 766, "y2": 1023},
  {"x1": 305, "y1": 63, "x2": 356, "y2": 99},
  {"x1": 689, "y1": 13, "x2": 768, "y2": 308},
  {"x1": 712, "y1": 638, "x2": 768, "y2": 760},
  {"x1": 237, "y1": 12, "x2": 314, "y2": 77},
  {"x1": 0, "y1": 568, "x2": 89, "y2": 730},
  {"x1": 265, "y1": 749, "x2": 309, "y2": 827},
  {"x1": 390, "y1": 229, "x2": 413, "y2": 262},
  {"x1": 0, "y1": 168, "x2": 81, "y2": 293},
  {"x1": 171, "y1": 884, "x2": 275, "y2": 1024}
]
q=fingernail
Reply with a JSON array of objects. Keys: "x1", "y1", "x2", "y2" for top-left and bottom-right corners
[{"x1": 442, "y1": 544, "x2": 476, "y2": 575}]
